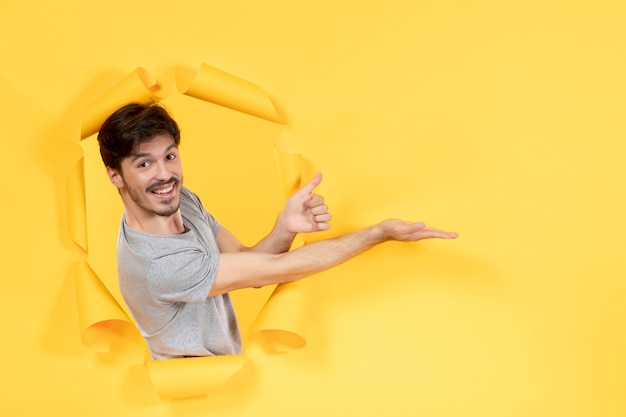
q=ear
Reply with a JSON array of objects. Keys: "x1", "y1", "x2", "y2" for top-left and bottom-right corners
[{"x1": 106, "y1": 166, "x2": 124, "y2": 190}]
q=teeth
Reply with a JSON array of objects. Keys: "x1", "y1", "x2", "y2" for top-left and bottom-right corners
[{"x1": 153, "y1": 184, "x2": 174, "y2": 194}]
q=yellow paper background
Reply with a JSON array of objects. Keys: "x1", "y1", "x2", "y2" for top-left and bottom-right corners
[{"x1": 2, "y1": 1, "x2": 625, "y2": 416}]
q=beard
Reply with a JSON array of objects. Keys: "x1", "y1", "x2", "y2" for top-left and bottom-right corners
[{"x1": 126, "y1": 176, "x2": 182, "y2": 217}]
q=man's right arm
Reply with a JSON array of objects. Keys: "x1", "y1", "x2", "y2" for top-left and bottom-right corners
[{"x1": 208, "y1": 219, "x2": 458, "y2": 297}]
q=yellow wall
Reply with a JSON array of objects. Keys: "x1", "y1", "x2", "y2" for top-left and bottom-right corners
[{"x1": 2, "y1": 1, "x2": 625, "y2": 416}]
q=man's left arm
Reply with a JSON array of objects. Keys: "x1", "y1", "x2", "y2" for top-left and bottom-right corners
[{"x1": 215, "y1": 173, "x2": 331, "y2": 254}]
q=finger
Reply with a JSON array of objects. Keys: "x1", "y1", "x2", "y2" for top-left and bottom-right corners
[
  {"x1": 306, "y1": 194, "x2": 325, "y2": 208},
  {"x1": 310, "y1": 204, "x2": 328, "y2": 215},
  {"x1": 297, "y1": 172, "x2": 323, "y2": 196},
  {"x1": 314, "y1": 213, "x2": 332, "y2": 223},
  {"x1": 421, "y1": 226, "x2": 459, "y2": 239},
  {"x1": 315, "y1": 222, "x2": 331, "y2": 231}
]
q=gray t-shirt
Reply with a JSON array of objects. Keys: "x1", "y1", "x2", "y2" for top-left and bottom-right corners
[{"x1": 117, "y1": 187, "x2": 241, "y2": 359}]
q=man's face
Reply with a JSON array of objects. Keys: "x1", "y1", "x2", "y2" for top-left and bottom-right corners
[{"x1": 112, "y1": 134, "x2": 183, "y2": 218}]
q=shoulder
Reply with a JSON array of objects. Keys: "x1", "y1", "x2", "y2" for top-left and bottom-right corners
[
  {"x1": 119, "y1": 218, "x2": 196, "y2": 254},
  {"x1": 180, "y1": 186, "x2": 205, "y2": 212},
  {"x1": 180, "y1": 186, "x2": 199, "y2": 204},
  {"x1": 179, "y1": 186, "x2": 221, "y2": 232}
]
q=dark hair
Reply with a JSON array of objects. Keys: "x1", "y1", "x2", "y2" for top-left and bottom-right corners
[{"x1": 97, "y1": 102, "x2": 180, "y2": 170}]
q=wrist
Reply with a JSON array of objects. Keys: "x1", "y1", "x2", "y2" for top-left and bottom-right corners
[
  {"x1": 372, "y1": 222, "x2": 390, "y2": 243},
  {"x1": 274, "y1": 214, "x2": 297, "y2": 239}
]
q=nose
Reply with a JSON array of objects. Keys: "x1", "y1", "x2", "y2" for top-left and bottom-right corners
[{"x1": 154, "y1": 160, "x2": 171, "y2": 180}]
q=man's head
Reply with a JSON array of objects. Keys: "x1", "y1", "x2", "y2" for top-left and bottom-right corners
[
  {"x1": 98, "y1": 102, "x2": 180, "y2": 171},
  {"x1": 98, "y1": 103, "x2": 184, "y2": 221}
]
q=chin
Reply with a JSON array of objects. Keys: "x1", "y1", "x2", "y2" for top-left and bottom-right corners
[{"x1": 154, "y1": 198, "x2": 180, "y2": 217}]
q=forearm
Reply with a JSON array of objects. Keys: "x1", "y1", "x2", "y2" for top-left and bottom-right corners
[
  {"x1": 248, "y1": 215, "x2": 296, "y2": 254},
  {"x1": 210, "y1": 219, "x2": 457, "y2": 297},
  {"x1": 274, "y1": 223, "x2": 386, "y2": 281},
  {"x1": 211, "y1": 223, "x2": 387, "y2": 296}
]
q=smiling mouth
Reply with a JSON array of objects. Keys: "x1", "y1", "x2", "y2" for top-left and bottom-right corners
[{"x1": 148, "y1": 180, "x2": 178, "y2": 198}]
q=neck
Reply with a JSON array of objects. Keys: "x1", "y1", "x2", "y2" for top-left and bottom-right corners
[{"x1": 123, "y1": 203, "x2": 186, "y2": 236}]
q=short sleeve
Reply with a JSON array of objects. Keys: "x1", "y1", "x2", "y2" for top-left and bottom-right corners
[
  {"x1": 148, "y1": 246, "x2": 220, "y2": 304},
  {"x1": 181, "y1": 187, "x2": 222, "y2": 236}
]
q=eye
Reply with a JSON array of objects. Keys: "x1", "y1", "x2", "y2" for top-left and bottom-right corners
[
  {"x1": 137, "y1": 160, "x2": 150, "y2": 168},
  {"x1": 166, "y1": 153, "x2": 177, "y2": 161}
]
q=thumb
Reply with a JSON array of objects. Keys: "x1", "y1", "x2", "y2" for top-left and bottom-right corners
[{"x1": 297, "y1": 172, "x2": 322, "y2": 195}]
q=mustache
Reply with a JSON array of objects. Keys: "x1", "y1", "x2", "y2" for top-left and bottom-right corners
[{"x1": 146, "y1": 177, "x2": 179, "y2": 193}]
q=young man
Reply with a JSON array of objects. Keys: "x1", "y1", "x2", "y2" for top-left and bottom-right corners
[{"x1": 98, "y1": 102, "x2": 458, "y2": 360}]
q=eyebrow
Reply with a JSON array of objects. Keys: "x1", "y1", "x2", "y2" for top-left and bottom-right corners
[{"x1": 130, "y1": 143, "x2": 178, "y2": 162}]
